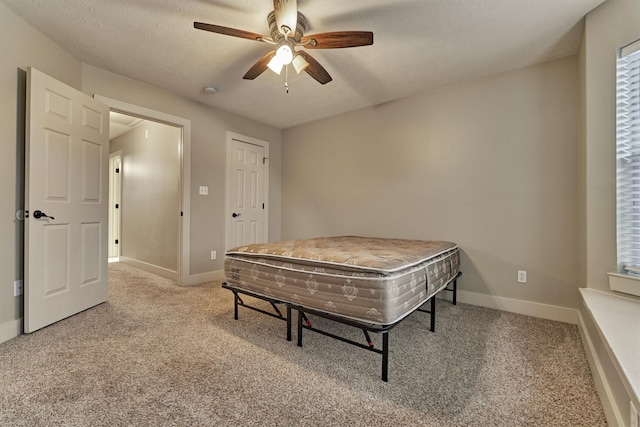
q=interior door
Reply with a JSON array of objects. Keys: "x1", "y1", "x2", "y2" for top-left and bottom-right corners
[
  {"x1": 108, "y1": 151, "x2": 122, "y2": 258},
  {"x1": 227, "y1": 138, "x2": 266, "y2": 249},
  {"x1": 25, "y1": 67, "x2": 109, "y2": 333}
]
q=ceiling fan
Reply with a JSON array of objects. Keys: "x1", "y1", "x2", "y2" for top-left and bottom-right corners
[{"x1": 194, "y1": 0, "x2": 374, "y2": 85}]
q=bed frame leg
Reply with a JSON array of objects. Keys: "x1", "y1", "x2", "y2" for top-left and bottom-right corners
[
  {"x1": 232, "y1": 291, "x2": 239, "y2": 320},
  {"x1": 430, "y1": 296, "x2": 436, "y2": 332},
  {"x1": 382, "y1": 332, "x2": 389, "y2": 382},
  {"x1": 297, "y1": 310, "x2": 303, "y2": 347},
  {"x1": 452, "y1": 278, "x2": 458, "y2": 305},
  {"x1": 286, "y1": 305, "x2": 292, "y2": 341}
]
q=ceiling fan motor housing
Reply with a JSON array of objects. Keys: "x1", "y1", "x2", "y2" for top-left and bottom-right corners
[
  {"x1": 273, "y1": 0, "x2": 298, "y2": 35},
  {"x1": 268, "y1": 11, "x2": 307, "y2": 43}
]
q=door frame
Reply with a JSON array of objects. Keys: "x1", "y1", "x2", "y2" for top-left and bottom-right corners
[
  {"x1": 95, "y1": 95, "x2": 191, "y2": 286},
  {"x1": 225, "y1": 131, "x2": 269, "y2": 250}
]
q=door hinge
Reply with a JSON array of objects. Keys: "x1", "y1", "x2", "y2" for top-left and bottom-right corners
[
  {"x1": 180, "y1": 211, "x2": 183, "y2": 217},
  {"x1": 115, "y1": 239, "x2": 119, "y2": 244},
  {"x1": 262, "y1": 203, "x2": 265, "y2": 209},
  {"x1": 115, "y1": 167, "x2": 120, "y2": 173},
  {"x1": 115, "y1": 203, "x2": 119, "y2": 209}
]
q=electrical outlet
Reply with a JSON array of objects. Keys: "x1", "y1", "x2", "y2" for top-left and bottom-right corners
[
  {"x1": 631, "y1": 402, "x2": 638, "y2": 427},
  {"x1": 211, "y1": 251, "x2": 216, "y2": 260},
  {"x1": 14, "y1": 280, "x2": 23, "y2": 296},
  {"x1": 517, "y1": 270, "x2": 527, "y2": 284}
]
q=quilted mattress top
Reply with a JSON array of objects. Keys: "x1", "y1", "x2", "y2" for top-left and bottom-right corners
[{"x1": 225, "y1": 236, "x2": 458, "y2": 275}]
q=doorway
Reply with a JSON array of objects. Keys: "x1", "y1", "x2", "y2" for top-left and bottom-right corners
[
  {"x1": 98, "y1": 96, "x2": 191, "y2": 285},
  {"x1": 108, "y1": 114, "x2": 180, "y2": 279}
]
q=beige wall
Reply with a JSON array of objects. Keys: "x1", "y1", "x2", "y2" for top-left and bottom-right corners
[
  {"x1": 581, "y1": 0, "x2": 640, "y2": 291},
  {"x1": 283, "y1": 57, "x2": 580, "y2": 308},
  {"x1": 0, "y1": 3, "x2": 282, "y2": 339},
  {"x1": 111, "y1": 121, "x2": 181, "y2": 271}
]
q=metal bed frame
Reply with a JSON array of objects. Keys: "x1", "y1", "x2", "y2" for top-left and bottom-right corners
[{"x1": 222, "y1": 271, "x2": 461, "y2": 382}]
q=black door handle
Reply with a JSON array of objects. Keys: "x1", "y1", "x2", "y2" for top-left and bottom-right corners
[
  {"x1": 33, "y1": 210, "x2": 55, "y2": 220},
  {"x1": 232, "y1": 212, "x2": 241, "y2": 218}
]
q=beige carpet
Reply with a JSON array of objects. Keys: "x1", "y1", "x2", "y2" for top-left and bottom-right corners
[{"x1": 0, "y1": 263, "x2": 606, "y2": 426}]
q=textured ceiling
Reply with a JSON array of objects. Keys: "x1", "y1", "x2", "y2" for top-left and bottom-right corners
[{"x1": 3, "y1": 0, "x2": 605, "y2": 129}]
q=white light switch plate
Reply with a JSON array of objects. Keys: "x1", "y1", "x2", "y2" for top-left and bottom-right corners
[
  {"x1": 517, "y1": 270, "x2": 527, "y2": 284},
  {"x1": 199, "y1": 186, "x2": 208, "y2": 196}
]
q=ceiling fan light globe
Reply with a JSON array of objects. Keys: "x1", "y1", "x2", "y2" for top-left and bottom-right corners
[
  {"x1": 267, "y1": 56, "x2": 284, "y2": 75},
  {"x1": 292, "y1": 54, "x2": 309, "y2": 74},
  {"x1": 275, "y1": 44, "x2": 293, "y2": 65}
]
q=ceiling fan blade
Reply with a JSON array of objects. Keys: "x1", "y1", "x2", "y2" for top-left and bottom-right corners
[
  {"x1": 194, "y1": 22, "x2": 269, "y2": 42},
  {"x1": 243, "y1": 51, "x2": 277, "y2": 80},
  {"x1": 299, "y1": 52, "x2": 332, "y2": 85},
  {"x1": 301, "y1": 31, "x2": 373, "y2": 49}
]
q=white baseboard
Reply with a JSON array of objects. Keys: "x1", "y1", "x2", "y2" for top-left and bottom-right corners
[
  {"x1": 0, "y1": 318, "x2": 22, "y2": 345},
  {"x1": 118, "y1": 257, "x2": 178, "y2": 281},
  {"x1": 182, "y1": 270, "x2": 225, "y2": 287},
  {"x1": 577, "y1": 311, "x2": 624, "y2": 427},
  {"x1": 454, "y1": 290, "x2": 578, "y2": 324},
  {"x1": 115, "y1": 258, "x2": 223, "y2": 287}
]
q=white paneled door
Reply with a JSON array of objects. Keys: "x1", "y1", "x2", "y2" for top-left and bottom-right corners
[
  {"x1": 226, "y1": 136, "x2": 267, "y2": 249},
  {"x1": 108, "y1": 151, "x2": 122, "y2": 258},
  {"x1": 25, "y1": 67, "x2": 109, "y2": 333}
]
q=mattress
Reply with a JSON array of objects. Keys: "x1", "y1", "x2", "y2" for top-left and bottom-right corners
[{"x1": 224, "y1": 236, "x2": 460, "y2": 326}]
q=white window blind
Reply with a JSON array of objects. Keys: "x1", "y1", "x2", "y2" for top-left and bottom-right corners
[{"x1": 616, "y1": 40, "x2": 640, "y2": 273}]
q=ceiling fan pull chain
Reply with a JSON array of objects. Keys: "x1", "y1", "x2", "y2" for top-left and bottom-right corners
[{"x1": 285, "y1": 65, "x2": 289, "y2": 93}]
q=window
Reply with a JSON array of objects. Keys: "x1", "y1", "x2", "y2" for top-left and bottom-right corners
[{"x1": 616, "y1": 39, "x2": 640, "y2": 275}]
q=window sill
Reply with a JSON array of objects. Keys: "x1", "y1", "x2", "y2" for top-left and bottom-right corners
[
  {"x1": 608, "y1": 272, "x2": 640, "y2": 297},
  {"x1": 580, "y1": 288, "x2": 640, "y2": 411}
]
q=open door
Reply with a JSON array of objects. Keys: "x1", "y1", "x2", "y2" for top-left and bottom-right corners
[
  {"x1": 24, "y1": 67, "x2": 109, "y2": 333},
  {"x1": 108, "y1": 151, "x2": 122, "y2": 259}
]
